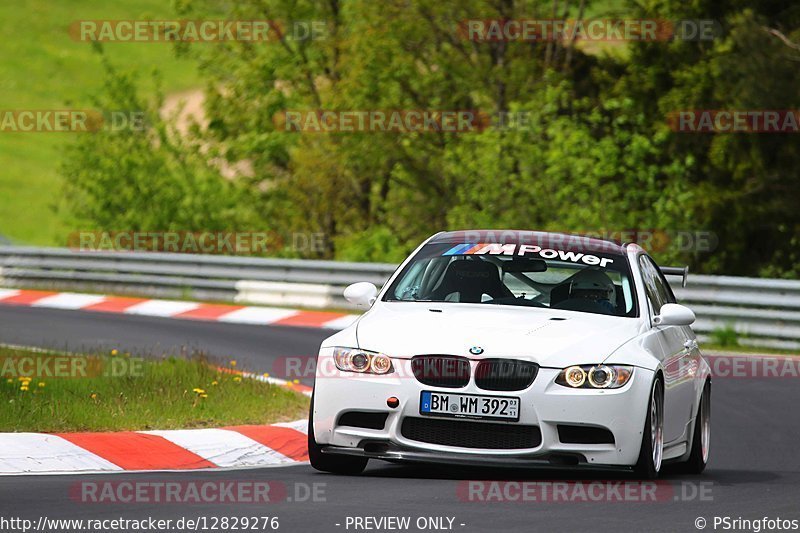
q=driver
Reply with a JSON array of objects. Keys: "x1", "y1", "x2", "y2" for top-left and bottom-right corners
[{"x1": 568, "y1": 268, "x2": 617, "y2": 315}]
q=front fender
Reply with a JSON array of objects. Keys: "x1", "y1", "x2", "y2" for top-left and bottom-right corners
[{"x1": 601, "y1": 331, "x2": 662, "y2": 372}]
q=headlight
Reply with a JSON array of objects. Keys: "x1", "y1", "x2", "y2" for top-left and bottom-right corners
[
  {"x1": 333, "y1": 347, "x2": 394, "y2": 375},
  {"x1": 556, "y1": 365, "x2": 633, "y2": 389},
  {"x1": 588, "y1": 365, "x2": 614, "y2": 388},
  {"x1": 564, "y1": 366, "x2": 586, "y2": 387}
]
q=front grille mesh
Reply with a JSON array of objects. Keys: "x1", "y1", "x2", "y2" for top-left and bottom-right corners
[
  {"x1": 401, "y1": 417, "x2": 541, "y2": 449},
  {"x1": 411, "y1": 355, "x2": 470, "y2": 388},
  {"x1": 474, "y1": 359, "x2": 538, "y2": 391}
]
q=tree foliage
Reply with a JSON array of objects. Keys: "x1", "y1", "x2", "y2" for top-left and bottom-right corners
[
  {"x1": 62, "y1": 0, "x2": 800, "y2": 276},
  {"x1": 61, "y1": 52, "x2": 261, "y2": 234}
]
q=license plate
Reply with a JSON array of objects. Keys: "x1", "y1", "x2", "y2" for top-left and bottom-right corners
[{"x1": 420, "y1": 391, "x2": 520, "y2": 421}]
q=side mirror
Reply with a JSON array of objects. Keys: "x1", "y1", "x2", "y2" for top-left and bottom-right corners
[
  {"x1": 653, "y1": 303, "x2": 695, "y2": 327},
  {"x1": 343, "y1": 282, "x2": 378, "y2": 307}
]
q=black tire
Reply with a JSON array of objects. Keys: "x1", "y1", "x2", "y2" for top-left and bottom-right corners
[
  {"x1": 308, "y1": 395, "x2": 368, "y2": 475},
  {"x1": 679, "y1": 381, "x2": 711, "y2": 474},
  {"x1": 634, "y1": 378, "x2": 664, "y2": 480}
]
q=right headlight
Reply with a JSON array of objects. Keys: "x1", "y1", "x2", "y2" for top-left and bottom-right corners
[
  {"x1": 556, "y1": 365, "x2": 633, "y2": 389},
  {"x1": 333, "y1": 347, "x2": 394, "y2": 375}
]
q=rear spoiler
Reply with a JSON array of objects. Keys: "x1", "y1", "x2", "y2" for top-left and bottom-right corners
[{"x1": 659, "y1": 266, "x2": 689, "y2": 288}]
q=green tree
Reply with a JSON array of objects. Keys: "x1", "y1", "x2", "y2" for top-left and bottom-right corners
[
  {"x1": 61, "y1": 51, "x2": 262, "y2": 238},
  {"x1": 622, "y1": 0, "x2": 800, "y2": 275}
]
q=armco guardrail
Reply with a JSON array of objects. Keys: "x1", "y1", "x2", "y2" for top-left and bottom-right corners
[
  {"x1": 0, "y1": 246, "x2": 798, "y2": 350},
  {"x1": 0, "y1": 246, "x2": 396, "y2": 309},
  {"x1": 673, "y1": 276, "x2": 800, "y2": 350}
]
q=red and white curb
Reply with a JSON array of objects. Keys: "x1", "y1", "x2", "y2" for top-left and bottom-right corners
[
  {"x1": 0, "y1": 419, "x2": 309, "y2": 475},
  {"x1": 0, "y1": 289, "x2": 357, "y2": 330}
]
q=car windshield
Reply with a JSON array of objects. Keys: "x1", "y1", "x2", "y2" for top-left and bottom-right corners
[{"x1": 383, "y1": 242, "x2": 637, "y2": 317}]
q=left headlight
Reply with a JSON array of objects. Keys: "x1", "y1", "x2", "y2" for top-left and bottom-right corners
[
  {"x1": 556, "y1": 365, "x2": 633, "y2": 389},
  {"x1": 333, "y1": 347, "x2": 394, "y2": 375}
]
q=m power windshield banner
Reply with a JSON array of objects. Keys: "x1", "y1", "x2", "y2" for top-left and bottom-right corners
[{"x1": 442, "y1": 243, "x2": 616, "y2": 267}]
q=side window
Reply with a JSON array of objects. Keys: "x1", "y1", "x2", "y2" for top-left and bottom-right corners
[
  {"x1": 638, "y1": 256, "x2": 665, "y2": 316},
  {"x1": 648, "y1": 257, "x2": 677, "y2": 305},
  {"x1": 392, "y1": 261, "x2": 426, "y2": 300}
]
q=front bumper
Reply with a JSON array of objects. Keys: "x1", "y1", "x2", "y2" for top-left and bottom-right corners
[
  {"x1": 312, "y1": 355, "x2": 655, "y2": 468},
  {"x1": 321, "y1": 442, "x2": 631, "y2": 472}
]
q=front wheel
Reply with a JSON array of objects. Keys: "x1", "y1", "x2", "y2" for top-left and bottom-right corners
[
  {"x1": 308, "y1": 396, "x2": 368, "y2": 475},
  {"x1": 634, "y1": 378, "x2": 664, "y2": 479}
]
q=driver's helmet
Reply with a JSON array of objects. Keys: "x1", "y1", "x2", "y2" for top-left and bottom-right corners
[{"x1": 569, "y1": 268, "x2": 616, "y2": 304}]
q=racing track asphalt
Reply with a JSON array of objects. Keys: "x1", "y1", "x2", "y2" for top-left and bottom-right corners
[
  {"x1": 0, "y1": 306, "x2": 328, "y2": 386},
  {"x1": 1, "y1": 305, "x2": 799, "y2": 532}
]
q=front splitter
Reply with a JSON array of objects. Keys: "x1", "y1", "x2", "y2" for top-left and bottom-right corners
[{"x1": 321, "y1": 443, "x2": 632, "y2": 473}]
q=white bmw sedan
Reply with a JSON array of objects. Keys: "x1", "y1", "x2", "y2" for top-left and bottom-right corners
[{"x1": 308, "y1": 230, "x2": 711, "y2": 478}]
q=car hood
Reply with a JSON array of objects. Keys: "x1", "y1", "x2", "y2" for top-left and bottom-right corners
[{"x1": 355, "y1": 302, "x2": 640, "y2": 368}]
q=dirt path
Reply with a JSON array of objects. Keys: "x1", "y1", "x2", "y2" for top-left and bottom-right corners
[
  {"x1": 160, "y1": 88, "x2": 252, "y2": 179},
  {"x1": 160, "y1": 88, "x2": 206, "y2": 135}
]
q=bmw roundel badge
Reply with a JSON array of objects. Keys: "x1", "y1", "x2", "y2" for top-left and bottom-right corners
[{"x1": 469, "y1": 346, "x2": 484, "y2": 355}]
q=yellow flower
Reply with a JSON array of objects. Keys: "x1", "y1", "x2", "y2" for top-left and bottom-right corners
[
  {"x1": 293, "y1": 379, "x2": 300, "y2": 384},
  {"x1": 111, "y1": 349, "x2": 118, "y2": 356},
  {"x1": 211, "y1": 381, "x2": 218, "y2": 386},
  {"x1": 38, "y1": 382, "x2": 45, "y2": 388},
  {"x1": 20, "y1": 385, "x2": 29, "y2": 392},
  {"x1": 262, "y1": 373, "x2": 270, "y2": 378},
  {"x1": 90, "y1": 393, "x2": 97, "y2": 400},
  {"x1": 199, "y1": 394, "x2": 208, "y2": 399},
  {"x1": 233, "y1": 376, "x2": 242, "y2": 383},
  {"x1": 18, "y1": 376, "x2": 31, "y2": 382},
  {"x1": 192, "y1": 388, "x2": 206, "y2": 394},
  {"x1": 230, "y1": 360, "x2": 237, "y2": 367}
]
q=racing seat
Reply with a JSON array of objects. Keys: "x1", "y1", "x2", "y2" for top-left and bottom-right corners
[
  {"x1": 549, "y1": 282, "x2": 571, "y2": 307},
  {"x1": 429, "y1": 259, "x2": 513, "y2": 303}
]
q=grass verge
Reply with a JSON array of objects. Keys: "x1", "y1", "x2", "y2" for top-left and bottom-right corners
[
  {"x1": 702, "y1": 343, "x2": 800, "y2": 357},
  {"x1": 0, "y1": 0, "x2": 220, "y2": 246},
  {"x1": 0, "y1": 346, "x2": 309, "y2": 432}
]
